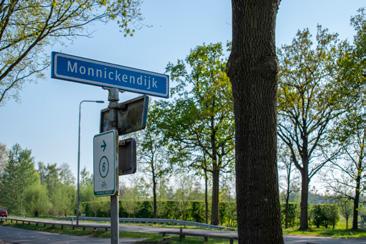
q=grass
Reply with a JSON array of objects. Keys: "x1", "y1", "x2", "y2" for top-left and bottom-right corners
[
  {"x1": 282, "y1": 216, "x2": 366, "y2": 238},
  {"x1": 284, "y1": 226, "x2": 366, "y2": 238},
  {"x1": 0, "y1": 221, "x2": 237, "y2": 243}
]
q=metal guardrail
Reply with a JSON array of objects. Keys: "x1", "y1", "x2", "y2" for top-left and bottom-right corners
[
  {"x1": 158, "y1": 228, "x2": 238, "y2": 244},
  {"x1": 0, "y1": 217, "x2": 110, "y2": 231},
  {"x1": 0, "y1": 216, "x2": 238, "y2": 243},
  {"x1": 65, "y1": 216, "x2": 234, "y2": 230}
]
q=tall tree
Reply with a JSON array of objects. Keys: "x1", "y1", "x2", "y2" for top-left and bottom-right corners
[
  {"x1": 190, "y1": 152, "x2": 211, "y2": 224},
  {"x1": 277, "y1": 26, "x2": 347, "y2": 230},
  {"x1": 79, "y1": 167, "x2": 95, "y2": 213},
  {"x1": 24, "y1": 175, "x2": 50, "y2": 217},
  {"x1": 336, "y1": 197, "x2": 353, "y2": 230},
  {"x1": 0, "y1": 0, "x2": 141, "y2": 105},
  {"x1": 139, "y1": 103, "x2": 171, "y2": 218},
  {"x1": 0, "y1": 144, "x2": 38, "y2": 215},
  {"x1": 59, "y1": 163, "x2": 75, "y2": 185},
  {"x1": 161, "y1": 42, "x2": 234, "y2": 225},
  {"x1": 41, "y1": 163, "x2": 75, "y2": 216},
  {"x1": 326, "y1": 8, "x2": 366, "y2": 230},
  {"x1": 227, "y1": 0, "x2": 283, "y2": 242},
  {"x1": 278, "y1": 144, "x2": 298, "y2": 229}
]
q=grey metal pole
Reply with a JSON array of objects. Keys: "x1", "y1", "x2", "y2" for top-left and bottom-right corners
[
  {"x1": 77, "y1": 100, "x2": 104, "y2": 226},
  {"x1": 77, "y1": 101, "x2": 82, "y2": 226},
  {"x1": 107, "y1": 89, "x2": 120, "y2": 244}
]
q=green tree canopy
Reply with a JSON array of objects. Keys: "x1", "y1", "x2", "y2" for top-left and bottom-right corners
[
  {"x1": 325, "y1": 8, "x2": 365, "y2": 230},
  {"x1": 0, "y1": 144, "x2": 38, "y2": 215},
  {"x1": 277, "y1": 26, "x2": 348, "y2": 230},
  {"x1": 24, "y1": 176, "x2": 50, "y2": 217},
  {"x1": 0, "y1": 0, "x2": 141, "y2": 105},
  {"x1": 138, "y1": 103, "x2": 172, "y2": 218},
  {"x1": 39, "y1": 163, "x2": 76, "y2": 216},
  {"x1": 159, "y1": 42, "x2": 234, "y2": 225}
]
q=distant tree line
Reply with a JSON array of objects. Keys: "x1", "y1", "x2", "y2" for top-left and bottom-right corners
[{"x1": 0, "y1": 144, "x2": 75, "y2": 216}]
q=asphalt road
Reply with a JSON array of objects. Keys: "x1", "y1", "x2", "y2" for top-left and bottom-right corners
[
  {"x1": 0, "y1": 225, "x2": 144, "y2": 243},
  {"x1": 2, "y1": 225, "x2": 366, "y2": 244}
]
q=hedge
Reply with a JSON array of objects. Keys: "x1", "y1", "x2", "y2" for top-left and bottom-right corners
[
  {"x1": 310, "y1": 204, "x2": 339, "y2": 229},
  {"x1": 82, "y1": 200, "x2": 236, "y2": 226}
]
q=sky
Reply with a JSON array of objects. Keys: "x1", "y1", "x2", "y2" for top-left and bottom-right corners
[{"x1": 0, "y1": 0, "x2": 364, "y2": 185}]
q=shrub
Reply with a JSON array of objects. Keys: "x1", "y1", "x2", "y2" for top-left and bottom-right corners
[
  {"x1": 82, "y1": 199, "x2": 237, "y2": 227},
  {"x1": 135, "y1": 201, "x2": 153, "y2": 218},
  {"x1": 281, "y1": 203, "x2": 297, "y2": 228},
  {"x1": 311, "y1": 204, "x2": 339, "y2": 229},
  {"x1": 190, "y1": 201, "x2": 204, "y2": 222}
]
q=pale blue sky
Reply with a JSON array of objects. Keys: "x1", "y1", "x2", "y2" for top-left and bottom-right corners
[{"x1": 0, "y1": 0, "x2": 364, "y2": 180}]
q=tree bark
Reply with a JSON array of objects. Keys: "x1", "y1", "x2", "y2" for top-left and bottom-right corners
[
  {"x1": 211, "y1": 164, "x2": 220, "y2": 225},
  {"x1": 204, "y1": 168, "x2": 209, "y2": 224},
  {"x1": 299, "y1": 170, "x2": 309, "y2": 230},
  {"x1": 352, "y1": 165, "x2": 361, "y2": 230},
  {"x1": 210, "y1": 98, "x2": 220, "y2": 225},
  {"x1": 285, "y1": 159, "x2": 292, "y2": 229},
  {"x1": 285, "y1": 184, "x2": 290, "y2": 229},
  {"x1": 228, "y1": 0, "x2": 283, "y2": 243},
  {"x1": 353, "y1": 130, "x2": 365, "y2": 230},
  {"x1": 151, "y1": 161, "x2": 157, "y2": 218}
]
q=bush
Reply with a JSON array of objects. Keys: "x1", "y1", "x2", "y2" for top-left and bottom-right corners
[
  {"x1": 190, "y1": 201, "x2": 204, "y2": 222},
  {"x1": 220, "y1": 202, "x2": 237, "y2": 227},
  {"x1": 135, "y1": 201, "x2": 153, "y2": 218},
  {"x1": 281, "y1": 203, "x2": 297, "y2": 228},
  {"x1": 311, "y1": 204, "x2": 339, "y2": 229},
  {"x1": 159, "y1": 201, "x2": 179, "y2": 219},
  {"x1": 82, "y1": 200, "x2": 237, "y2": 226}
]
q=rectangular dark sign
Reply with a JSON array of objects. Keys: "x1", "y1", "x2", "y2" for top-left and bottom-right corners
[
  {"x1": 119, "y1": 138, "x2": 136, "y2": 175},
  {"x1": 100, "y1": 96, "x2": 149, "y2": 135}
]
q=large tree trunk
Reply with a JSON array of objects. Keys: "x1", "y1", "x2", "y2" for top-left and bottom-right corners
[
  {"x1": 285, "y1": 160, "x2": 292, "y2": 229},
  {"x1": 204, "y1": 168, "x2": 209, "y2": 224},
  {"x1": 211, "y1": 164, "x2": 220, "y2": 225},
  {"x1": 299, "y1": 170, "x2": 309, "y2": 230},
  {"x1": 210, "y1": 96, "x2": 220, "y2": 225},
  {"x1": 151, "y1": 162, "x2": 157, "y2": 218},
  {"x1": 352, "y1": 164, "x2": 362, "y2": 230},
  {"x1": 228, "y1": 0, "x2": 283, "y2": 243},
  {"x1": 353, "y1": 132, "x2": 365, "y2": 230},
  {"x1": 285, "y1": 185, "x2": 290, "y2": 229}
]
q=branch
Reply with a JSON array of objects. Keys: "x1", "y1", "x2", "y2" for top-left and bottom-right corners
[
  {"x1": 309, "y1": 148, "x2": 340, "y2": 179},
  {"x1": 0, "y1": 0, "x2": 18, "y2": 42},
  {"x1": 0, "y1": 1, "x2": 54, "y2": 82},
  {"x1": 0, "y1": 65, "x2": 48, "y2": 104},
  {"x1": 328, "y1": 160, "x2": 356, "y2": 181}
]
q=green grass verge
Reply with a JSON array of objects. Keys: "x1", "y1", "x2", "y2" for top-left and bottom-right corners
[
  {"x1": 0, "y1": 221, "x2": 237, "y2": 243},
  {"x1": 284, "y1": 227, "x2": 366, "y2": 238}
]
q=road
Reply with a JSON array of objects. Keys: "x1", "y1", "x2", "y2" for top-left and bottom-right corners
[
  {"x1": 2, "y1": 217, "x2": 366, "y2": 243},
  {"x1": 0, "y1": 225, "x2": 145, "y2": 243},
  {"x1": 1, "y1": 225, "x2": 366, "y2": 243}
]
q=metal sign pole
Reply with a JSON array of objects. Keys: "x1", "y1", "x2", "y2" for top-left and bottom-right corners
[{"x1": 107, "y1": 88, "x2": 119, "y2": 244}]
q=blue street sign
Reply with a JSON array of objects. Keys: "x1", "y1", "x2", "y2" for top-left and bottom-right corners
[{"x1": 51, "y1": 52, "x2": 169, "y2": 98}]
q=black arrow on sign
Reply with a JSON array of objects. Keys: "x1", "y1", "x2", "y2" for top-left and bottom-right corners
[{"x1": 101, "y1": 140, "x2": 106, "y2": 152}]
